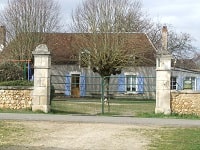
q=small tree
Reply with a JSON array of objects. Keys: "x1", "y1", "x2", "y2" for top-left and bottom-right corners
[{"x1": 71, "y1": 0, "x2": 155, "y2": 110}]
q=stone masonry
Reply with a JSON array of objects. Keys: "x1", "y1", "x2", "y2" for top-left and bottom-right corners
[
  {"x1": 155, "y1": 26, "x2": 172, "y2": 115},
  {"x1": 0, "y1": 87, "x2": 33, "y2": 109},
  {"x1": 171, "y1": 91, "x2": 200, "y2": 116},
  {"x1": 32, "y1": 44, "x2": 51, "y2": 113}
]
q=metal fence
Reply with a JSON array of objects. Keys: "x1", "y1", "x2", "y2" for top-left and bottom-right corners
[
  {"x1": 51, "y1": 75, "x2": 156, "y2": 98},
  {"x1": 51, "y1": 74, "x2": 156, "y2": 114}
]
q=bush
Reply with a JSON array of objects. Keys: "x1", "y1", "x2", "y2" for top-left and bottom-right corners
[
  {"x1": 0, "y1": 62, "x2": 24, "y2": 81},
  {"x1": 0, "y1": 80, "x2": 33, "y2": 86}
]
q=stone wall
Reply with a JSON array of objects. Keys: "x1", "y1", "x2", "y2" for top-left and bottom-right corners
[
  {"x1": 0, "y1": 86, "x2": 33, "y2": 110},
  {"x1": 171, "y1": 90, "x2": 200, "y2": 116}
]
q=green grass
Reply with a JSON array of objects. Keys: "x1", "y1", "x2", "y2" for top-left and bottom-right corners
[
  {"x1": 0, "y1": 121, "x2": 27, "y2": 147},
  {"x1": 51, "y1": 99, "x2": 200, "y2": 119},
  {"x1": 50, "y1": 99, "x2": 155, "y2": 116},
  {"x1": 0, "y1": 80, "x2": 33, "y2": 86},
  {"x1": 148, "y1": 127, "x2": 200, "y2": 150},
  {"x1": 0, "y1": 108, "x2": 32, "y2": 113},
  {"x1": 139, "y1": 112, "x2": 200, "y2": 119}
]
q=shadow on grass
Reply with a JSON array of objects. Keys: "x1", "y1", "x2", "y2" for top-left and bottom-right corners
[{"x1": 50, "y1": 108, "x2": 93, "y2": 115}]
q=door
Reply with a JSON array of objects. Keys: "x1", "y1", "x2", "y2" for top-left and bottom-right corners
[{"x1": 71, "y1": 74, "x2": 80, "y2": 97}]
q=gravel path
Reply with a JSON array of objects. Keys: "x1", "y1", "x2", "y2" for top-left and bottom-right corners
[{"x1": 0, "y1": 113, "x2": 200, "y2": 127}]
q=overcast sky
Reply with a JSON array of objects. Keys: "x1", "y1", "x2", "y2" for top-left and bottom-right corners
[{"x1": 0, "y1": 0, "x2": 199, "y2": 49}]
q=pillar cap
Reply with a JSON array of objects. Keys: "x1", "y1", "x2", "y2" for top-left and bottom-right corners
[{"x1": 32, "y1": 44, "x2": 50, "y2": 55}]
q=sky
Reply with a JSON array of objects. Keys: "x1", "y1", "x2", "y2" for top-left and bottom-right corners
[{"x1": 0, "y1": 0, "x2": 199, "y2": 49}]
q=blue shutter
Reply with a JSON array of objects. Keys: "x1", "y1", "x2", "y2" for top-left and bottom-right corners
[
  {"x1": 177, "y1": 76, "x2": 183, "y2": 90},
  {"x1": 136, "y1": 75, "x2": 144, "y2": 94},
  {"x1": 65, "y1": 74, "x2": 71, "y2": 96},
  {"x1": 80, "y1": 74, "x2": 86, "y2": 97},
  {"x1": 196, "y1": 77, "x2": 200, "y2": 91},
  {"x1": 118, "y1": 74, "x2": 126, "y2": 93}
]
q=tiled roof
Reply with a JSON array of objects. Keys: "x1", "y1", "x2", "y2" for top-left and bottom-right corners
[
  {"x1": 172, "y1": 59, "x2": 199, "y2": 70},
  {"x1": 42, "y1": 32, "x2": 157, "y2": 66},
  {"x1": 0, "y1": 32, "x2": 157, "y2": 66}
]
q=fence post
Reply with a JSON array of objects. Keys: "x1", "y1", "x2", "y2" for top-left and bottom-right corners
[
  {"x1": 32, "y1": 44, "x2": 51, "y2": 113},
  {"x1": 101, "y1": 77, "x2": 105, "y2": 114}
]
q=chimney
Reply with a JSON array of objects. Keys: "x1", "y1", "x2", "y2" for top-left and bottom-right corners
[
  {"x1": 161, "y1": 26, "x2": 168, "y2": 54},
  {"x1": 0, "y1": 26, "x2": 6, "y2": 50}
]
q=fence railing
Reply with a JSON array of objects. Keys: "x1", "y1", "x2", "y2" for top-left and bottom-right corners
[
  {"x1": 51, "y1": 74, "x2": 156, "y2": 114},
  {"x1": 51, "y1": 75, "x2": 156, "y2": 97}
]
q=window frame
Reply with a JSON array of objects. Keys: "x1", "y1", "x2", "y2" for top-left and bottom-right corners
[
  {"x1": 124, "y1": 72, "x2": 138, "y2": 93},
  {"x1": 184, "y1": 77, "x2": 196, "y2": 90},
  {"x1": 171, "y1": 76, "x2": 177, "y2": 90}
]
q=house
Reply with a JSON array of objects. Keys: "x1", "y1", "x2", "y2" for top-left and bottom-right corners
[
  {"x1": 48, "y1": 32, "x2": 200, "y2": 99},
  {"x1": 1, "y1": 26, "x2": 200, "y2": 99},
  {"x1": 42, "y1": 32, "x2": 157, "y2": 99}
]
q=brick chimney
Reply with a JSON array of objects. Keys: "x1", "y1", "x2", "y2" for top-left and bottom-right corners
[
  {"x1": 161, "y1": 26, "x2": 168, "y2": 54},
  {"x1": 0, "y1": 26, "x2": 6, "y2": 51}
]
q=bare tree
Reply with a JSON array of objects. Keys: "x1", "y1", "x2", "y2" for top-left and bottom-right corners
[
  {"x1": 71, "y1": 0, "x2": 155, "y2": 109},
  {"x1": 71, "y1": 0, "x2": 151, "y2": 33},
  {"x1": 147, "y1": 23, "x2": 196, "y2": 59},
  {"x1": 0, "y1": 0, "x2": 61, "y2": 60}
]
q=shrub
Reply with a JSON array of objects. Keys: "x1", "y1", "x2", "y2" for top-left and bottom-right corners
[
  {"x1": 0, "y1": 80, "x2": 33, "y2": 86},
  {"x1": 0, "y1": 62, "x2": 23, "y2": 81}
]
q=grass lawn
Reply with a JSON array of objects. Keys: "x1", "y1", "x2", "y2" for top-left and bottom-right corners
[
  {"x1": 0, "y1": 121, "x2": 28, "y2": 147},
  {"x1": 147, "y1": 127, "x2": 200, "y2": 150},
  {"x1": 50, "y1": 99, "x2": 156, "y2": 116}
]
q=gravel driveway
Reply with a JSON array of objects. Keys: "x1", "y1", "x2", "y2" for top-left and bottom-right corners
[
  {"x1": 1, "y1": 121, "x2": 151, "y2": 150},
  {"x1": 1, "y1": 113, "x2": 200, "y2": 127},
  {"x1": 1, "y1": 113, "x2": 200, "y2": 150}
]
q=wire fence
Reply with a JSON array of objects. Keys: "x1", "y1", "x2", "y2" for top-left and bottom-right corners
[{"x1": 51, "y1": 74, "x2": 156, "y2": 114}]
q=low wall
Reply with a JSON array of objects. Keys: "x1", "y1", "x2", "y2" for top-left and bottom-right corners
[
  {"x1": 171, "y1": 90, "x2": 200, "y2": 116},
  {"x1": 0, "y1": 86, "x2": 33, "y2": 110}
]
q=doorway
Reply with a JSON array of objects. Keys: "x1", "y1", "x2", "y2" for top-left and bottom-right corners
[{"x1": 71, "y1": 74, "x2": 80, "y2": 97}]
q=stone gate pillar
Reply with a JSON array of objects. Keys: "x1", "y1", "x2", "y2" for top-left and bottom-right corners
[
  {"x1": 155, "y1": 54, "x2": 171, "y2": 114},
  {"x1": 155, "y1": 26, "x2": 171, "y2": 115},
  {"x1": 32, "y1": 44, "x2": 51, "y2": 113}
]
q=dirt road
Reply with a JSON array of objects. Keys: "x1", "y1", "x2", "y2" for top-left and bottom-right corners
[{"x1": 1, "y1": 121, "x2": 152, "y2": 150}]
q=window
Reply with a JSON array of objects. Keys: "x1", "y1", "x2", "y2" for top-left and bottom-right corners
[
  {"x1": 171, "y1": 77, "x2": 177, "y2": 90},
  {"x1": 126, "y1": 75, "x2": 136, "y2": 92},
  {"x1": 184, "y1": 77, "x2": 196, "y2": 90},
  {"x1": 118, "y1": 73, "x2": 144, "y2": 94}
]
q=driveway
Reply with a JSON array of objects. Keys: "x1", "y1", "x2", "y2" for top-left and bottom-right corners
[
  {"x1": 1, "y1": 113, "x2": 200, "y2": 127},
  {"x1": 1, "y1": 113, "x2": 200, "y2": 150}
]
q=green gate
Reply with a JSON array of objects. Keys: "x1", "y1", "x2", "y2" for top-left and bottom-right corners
[{"x1": 51, "y1": 74, "x2": 156, "y2": 115}]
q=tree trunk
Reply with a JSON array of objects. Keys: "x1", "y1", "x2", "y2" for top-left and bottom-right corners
[{"x1": 103, "y1": 76, "x2": 110, "y2": 112}]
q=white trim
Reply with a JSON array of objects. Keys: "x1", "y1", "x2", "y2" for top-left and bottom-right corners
[
  {"x1": 124, "y1": 72, "x2": 138, "y2": 94},
  {"x1": 124, "y1": 72, "x2": 138, "y2": 76},
  {"x1": 70, "y1": 71, "x2": 81, "y2": 75}
]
